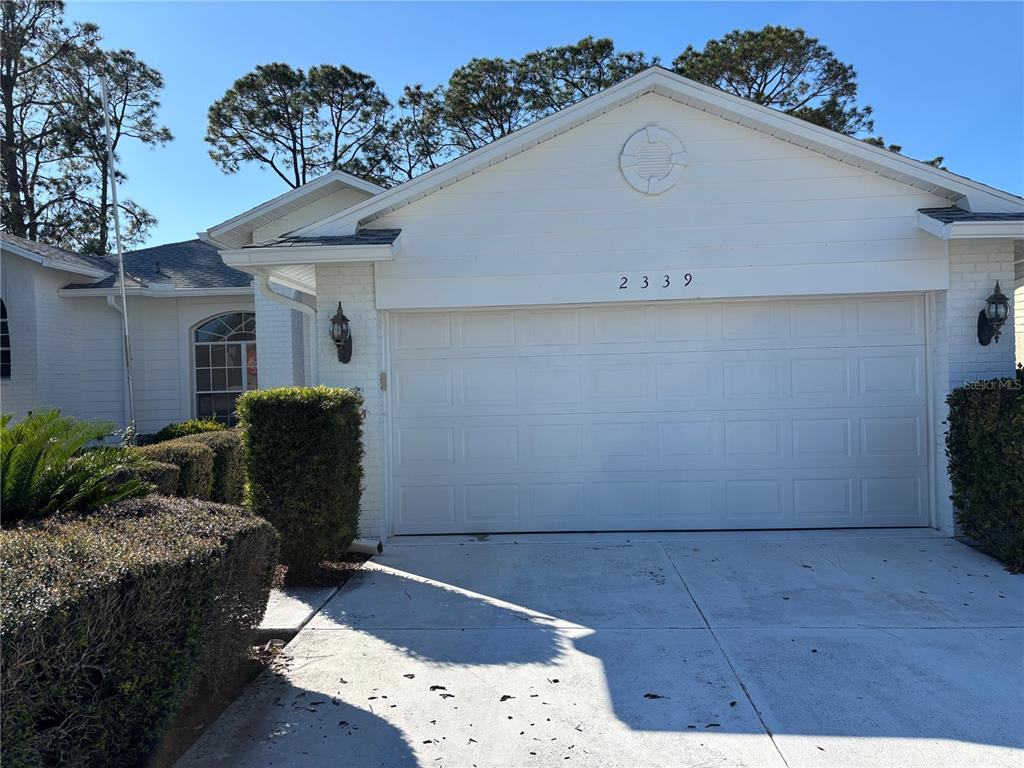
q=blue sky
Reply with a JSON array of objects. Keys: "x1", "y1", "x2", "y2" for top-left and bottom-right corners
[{"x1": 65, "y1": 1, "x2": 1023, "y2": 248}]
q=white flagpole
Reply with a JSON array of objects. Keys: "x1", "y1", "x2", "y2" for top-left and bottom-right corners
[{"x1": 100, "y1": 72, "x2": 136, "y2": 438}]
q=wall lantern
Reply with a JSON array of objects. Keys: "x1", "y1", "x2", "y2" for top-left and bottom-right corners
[
  {"x1": 329, "y1": 302, "x2": 353, "y2": 363},
  {"x1": 977, "y1": 281, "x2": 1010, "y2": 346}
]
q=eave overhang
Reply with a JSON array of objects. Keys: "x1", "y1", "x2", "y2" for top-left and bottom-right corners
[{"x1": 917, "y1": 214, "x2": 1024, "y2": 240}]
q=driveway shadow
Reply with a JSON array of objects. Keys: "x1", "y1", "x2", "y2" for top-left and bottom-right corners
[
  {"x1": 187, "y1": 538, "x2": 1024, "y2": 767},
  {"x1": 177, "y1": 657, "x2": 419, "y2": 767},
  {"x1": 310, "y1": 564, "x2": 569, "y2": 667}
]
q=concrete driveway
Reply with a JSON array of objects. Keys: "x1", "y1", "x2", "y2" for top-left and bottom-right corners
[{"x1": 179, "y1": 530, "x2": 1023, "y2": 768}]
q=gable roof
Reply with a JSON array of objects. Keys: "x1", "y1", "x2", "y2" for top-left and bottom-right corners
[
  {"x1": 1, "y1": 232, "x2": 112, "y2": 278},
  {"x1": 203, "y1": 170, "x2": 383, "y2": 249},
  {"x1": 62, "y1": 239, "x2": 252, "y2": 293},
  {"x1": 294, "y1": 66, "x2": 1023, "y2": 239}
]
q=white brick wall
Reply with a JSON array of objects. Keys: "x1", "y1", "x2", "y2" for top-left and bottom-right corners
[
  {"x1": 314, "y1": 264, "x2": 385, "y2": 539},
  {"x1": 931, "y1": 239, "x2": 1017, "y2": 533},
  {"x1": 255, "y1": 283, "x2": 307, "y2": 389},
  {"x1": 1014, "y1": 240, "x2": 1023, "y2": 366}
]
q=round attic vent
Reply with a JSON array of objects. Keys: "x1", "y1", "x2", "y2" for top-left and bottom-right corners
[{"x1": 620, "y1": 125, "x2": 687, "y2": 195}]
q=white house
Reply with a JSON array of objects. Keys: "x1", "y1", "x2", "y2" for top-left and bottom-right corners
[
  {"x1": 3, "y1": 67, "x2": 1022, "y2": 541},
  {"x1": 208, "y1": 67, "x2": 1024, "y2": 540},
  {"x1": 0, "y1": 234, "x2": 256, "y2": 432}
]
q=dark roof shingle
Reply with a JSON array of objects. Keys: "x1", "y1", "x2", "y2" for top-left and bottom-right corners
[
  {"x1": 919, "y1": 207, "x2": 1024, "y2": 223},
  {"x1": 1, "y1": 232, "x2": 113, "y2": 275},
  {"x1": 63, "y1": 239, "x2": 251, "y2": 291},
  {"x1": 245, "y1": 229, "x2": 401, "y2": 249}
]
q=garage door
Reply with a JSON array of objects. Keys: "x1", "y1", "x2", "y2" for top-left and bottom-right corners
[{"x1": 388, "y1": 296, "x2": 930, "y2": 534}]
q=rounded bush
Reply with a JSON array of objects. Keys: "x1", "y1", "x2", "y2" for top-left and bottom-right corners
[
  {"x1": 176, "y1": 430, "x2": 244, "y2": 504},
  {"x1": 154, "y1": 419, "x2": 225, "y2": 443},
  {"x1": 137, "y1": 441, "x2": 215, "y2": 499}
]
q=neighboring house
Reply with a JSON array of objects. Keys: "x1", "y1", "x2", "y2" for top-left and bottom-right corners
[
  {"x1": 0, "y1": 233, "x2": 253, "y2": 432},
  {"x1": 3, "y1": 67, "x2": 1021, "y2": 542},
  {"x1": 0, "y1": 171, "x2": 382, "y2": 433},
  {"x1": 207, "y1": 67, "x2": 1023, "y2": 541}
]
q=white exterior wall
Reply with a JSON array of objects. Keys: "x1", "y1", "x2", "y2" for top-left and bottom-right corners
[
  {"x1": 371, "y1": 93, "x2": 950, "y2": 311},
  {"x1": 314, "y1": 263, "x2": 385, "y2": 539},
  {"x1": 1014, "y1": 240, "x2": 1023, "y2": 365},
  {"x1": 930, "y1": 239, "x2": 1017, "y2": 533},
  {"x1": 0, "y1": 254, "x2": 255, "y2": 435},
  {"x1": 1, "y1": 255, "x2": 41, "y2": 418},
  {"x1": 254, "y1": 283, "x2": 307, "y2": 389}
]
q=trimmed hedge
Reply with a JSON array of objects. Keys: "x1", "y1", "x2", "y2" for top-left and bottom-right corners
[
  {"x1": 131, "y1": 460, "x2": 180, "y2": 496},
  {"x1": 237, "y1": 386, "x2": 363, "y2": 576},
  {"x1": 177, "y1": 430, "x2": 244, "y2": 504},
  {"x1": 946, "y1": 373, "x2": 1024, "y2": 572},
  {"x1": 0, "y1": 496, "x2": 278, "y2": 768},
  {"x1": 154, "y1": 418, "x2": 225, "y2": 443},
  {"x1": 137, "y1": 440, "x2": 215, "y2": 499}
]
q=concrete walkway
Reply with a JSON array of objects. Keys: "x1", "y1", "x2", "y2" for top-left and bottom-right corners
[{"x1": 179, "y1": 530, "x2": 1023, "y2": 768}]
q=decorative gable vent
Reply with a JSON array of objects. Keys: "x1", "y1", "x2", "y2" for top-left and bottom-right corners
[{"x1": 620, "y1": 125, "x2": 688, "y2": 196}]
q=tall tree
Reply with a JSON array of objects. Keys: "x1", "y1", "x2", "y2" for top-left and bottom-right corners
[
  {"x1": 53, "y1": 46, "x2": 172, "y2": 253},
  {"x1": 441, "y1": 56, "x2": 533, "y2": 152},
  {"x1": 440, "y1": 39, "x2": 652, "y2": 153},
  {"x1": 365, "y1": 84, "x2": 452, "y2": 183},
  {"x1": 1, "y1": 0, "x2": 85, "y2": 239},
  {"x1": 206, "y1": 62, "x2": 389, "y2": 188},
  {"x1": 521, "y1": 36, "x2": 653, "y2": 113},
  {"x1": 1, "y1": 0, "x2": 170, "y2": 251},
  {"x1": 673, "y1": 25, "x2": 875, "y2": 136}
]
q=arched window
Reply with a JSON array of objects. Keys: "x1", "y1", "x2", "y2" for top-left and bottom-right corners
[
  {"x1": 1, "y1": 300, "x2": 10, "y2": 379},
  {"x1": 193, "y1": 312, "x2": 256, "y2": 425}
]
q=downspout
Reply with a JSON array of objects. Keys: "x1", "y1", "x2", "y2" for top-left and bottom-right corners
[
  {"x1": 255, "y1": 274, "x2": 319, "y2": 386},
  {"x1": 106, "y1": 296, "x2": 132, "y2": 430}
]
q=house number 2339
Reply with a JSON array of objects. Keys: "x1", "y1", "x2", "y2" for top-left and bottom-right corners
[{"x1": 619, "y1": 273, "x2": 692, "y2": 290}]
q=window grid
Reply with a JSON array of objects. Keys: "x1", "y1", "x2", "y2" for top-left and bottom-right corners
[
  {"x1": 193, "y1": 312, "x2": 256, "y2": 425},
  {"x1": 1, "y1": 300, "x2": 10, "y2": 379}
]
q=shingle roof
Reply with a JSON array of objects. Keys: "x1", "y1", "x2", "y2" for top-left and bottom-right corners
[
  {"x1": 1, "y1": 232, "x2": 112, "y2": 275},
  {"x1": 245, "y1": 229, "x2": 401, "y2": 249},
  {"x1": 63, "y1": 239, "x2": 252, "y2": 291},
  {"x1": 918, "y1": 207, "x2": 1024, "y2": 223}
]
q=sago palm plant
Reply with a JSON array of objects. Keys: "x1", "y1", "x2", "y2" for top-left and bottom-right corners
[{"x1": 1, "y1": 410, "x2": 151, "y2": 525}]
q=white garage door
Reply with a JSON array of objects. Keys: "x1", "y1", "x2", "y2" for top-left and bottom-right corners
[{"x1": 388, "y1": 296, "x2": 930, "y2": 534}]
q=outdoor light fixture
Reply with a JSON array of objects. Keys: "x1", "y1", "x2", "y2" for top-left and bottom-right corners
[
  {"x1": 329, "y1": 302, "x2": 353, "y2": 363},
  {"x1": 977, "y1": 281, "x2": 1010, "y2": 346}
]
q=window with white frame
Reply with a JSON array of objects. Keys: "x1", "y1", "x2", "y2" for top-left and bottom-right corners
[
  {"x1": 193, "y1": 312, "x2": 257, "y2": 425},
  {"x1": 1, "y1": 300, "x2": 10, "y2": 379}
]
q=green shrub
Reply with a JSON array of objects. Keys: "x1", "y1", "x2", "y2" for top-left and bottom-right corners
[
  {"x1": 129, "y1": 460, "x2": 181, "y2": 495},
  {"x1": 946, "y1": 375, "x2": 1024, "y2": 572},
  {"x1": 237, "y1": 386, "x2": 363, "y2": 576},
  {"x1": 177, "y1": 430, "x2": 244, "y2": 504},
  {"x1": 154, "y1": 419, "x2": 225, "y2": 443},
  {"x1": 0, "y1": 495, "x2": 278, "y2": 768},
  {"x1": 136, "y1": 440, "x2": 215, "y2": 499},
  {"x1": 1, "y1": 411, "x2": 151, "y2": 526}
]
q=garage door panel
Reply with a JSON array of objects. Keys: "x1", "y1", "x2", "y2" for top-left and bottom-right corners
[
  {"x1": 390, "y1": 351, "x2": 925, "y2": 418},
  {"x1": 390, "y1": 296, "x2": 930, "y2": 533},
  {"x1": 392, "y1": 468, "x2": 928, "y2": 534},
  {"x1": 387, "y1": 296, "x2": 926, "y2": 361},
  {"x1": 393, "y1": 407, "x2": 927, "y2": 475}
]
